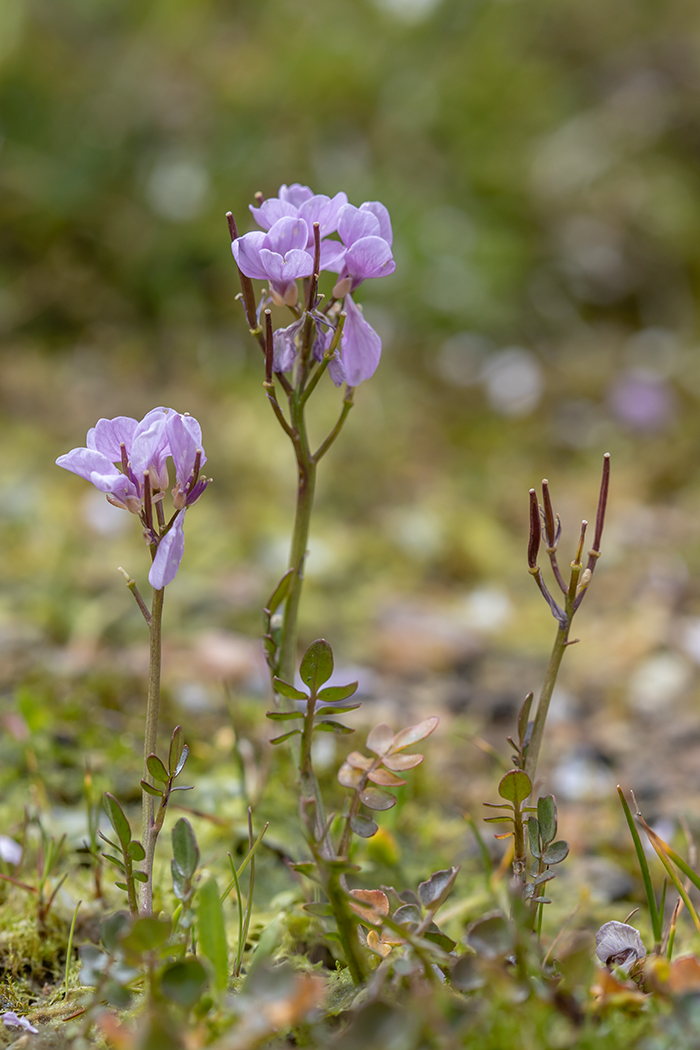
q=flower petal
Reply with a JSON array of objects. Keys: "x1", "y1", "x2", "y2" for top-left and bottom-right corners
[
  {"x1": 344, "y1": 236, "x2": 395, "y2": 284},
  {"x1": 338, "y1": 204, "x2": 380, "y2": 247},
  {"x1": 131, "y1": 407, "x2": 173, "y2": 484},
  {"x1": 249, "y1": 198, "x2": 297, "y2": 231},
  {"x1": 86, "y1": 416, "x2": 138, "y2": 460},
  {"x1": 278, "y1": 183, "x2": 314, "y2": 207},
  {"x1": 149, "y1": 513, "x2": 186, "y2": 589},
  {"x1": 231, "y1": 232, "x2": 269, "y2": 280},
  {"x1": 57, "y1": 447, "x2": 121, "y2": 484},
  {"x1": 167, "y1": 413, "x2": 205, "y2": 489},
  {"x1": 360, "y1": 201, "x2": 393, "y2": 245},
  {"x1": 264, "y1": 216, "x2": 310, "y2": 258},
  {"x1": 319, "y1": 239, "x2": 346, "y2": 273},
  {"x1": 259, "y1": 247, "x2": 314, "y2": 285},
  {"x1": 339, "y1": 295, "x2": 382, "y2": 387}
]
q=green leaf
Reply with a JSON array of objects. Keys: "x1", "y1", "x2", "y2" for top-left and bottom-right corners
[
  {"x1": 537, "y1": 795, "x2": 557, "y2": 845},
  {"x1": 264, "y1": 568, "x2": 294, "y2": 618},
  {"x1": 102, "y1": 854, "x2": 125, "y2": 871},
  {"x1": 140, "y1": 780, "x2": 163, "y2": 797},
  {"x1": 265, "y1": 710, "x2": 305, "y2": 721},
  {"x1": 393, "y1": 903, "x2": 422, "y2": 926},
  {"x1": 466, "y1": 914, "x2": 514, "y2": 960},
  {"x1": 160, "y1": 958, "x2": 208, "y2": 1009},
  {"x1": 128, "y1": 840, "x2": 145, "y2": 862},
  {"x1": 197, "y1": 877, "x2": 228, "y2": 993},
  {"x1": 417, "y1": 867, "x2": 459, "y2": 909},
  {"x1": 451, "y1": 954, "x2": 486, "y2": 992},
  {"x1": 528, "y1": 818, "x2": 541, "y2": 859},
  {"x1": 114, "y1": 881, "x2": 129, "y2": 892},
  {"x1": 315, "y1": 703, "x2": 361, "y2": 716},
  {"x1": 542, "y1": 840, "x2": 569, "y2": 865},
  {"x1": 169, "y1": 725, "x2": 185, "y2": 776},
  {"x1": 171, "y1": 865, "x2": 190, "y2": 902},
  {"x1": 132, "y1": 871, "x2": 148, "y2": 883},
  {"x1": 517, "y1": 692, "x2": 534, "y2": 744},
  {"x1": 303, "y1": 902, "x2": 333, "y2": 917},
  {"x1": 101, "y1": 911, "x2": 131, "y2": 951},
  {"x1": 291, "y1": 862, "x2": 318, "y2": 879},
  {"x1": 97, "y1": 831, "x2": 120, "y2": 851},
  {"x1": 147, "y1": 754, "x2": 170, "y2": 784},
  {"x1": 172, "y1": 818, "x2": 199, "y2": 880},
  {"x1": 360, "y1": 787, "x2": 396, "y2": 811},
  {"x1": 313, "y1": 720, "x2": 355, "y2": 734},
  {"x1": 498, "y1": 769, "x2": 532, "y2": 807},
  {"x1": 272, "y1": 677, "x2": 308, "y2": 701},
  {"x1": 299, "y1": 639, "x2": 334, "y2": 692},
  {"x1": 174, "y1": 744, "x2": 189, "y2": 778},
  {"x1": 121, "y1": 917, "x2": 171, "y2": 953},
  {"x1": 269, "y1": 729, "x2": 302, "y2": 745},
  {"x1": 424, "y1": 929, "x2": 457, "y2": 952},
  {"x1": 317, "y1": 683, "x2": 359, "y2": 703},
  {"x1": 103, "y1": 793, "x2": 131, "y2": 850},
  {"x1": 350, "y1": 814, "x2": 378, "y2": 838}
]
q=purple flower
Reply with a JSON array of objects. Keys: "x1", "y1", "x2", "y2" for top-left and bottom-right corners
[
  {"x1": 328, "y1": 295, "x2": 382, "y2": 388},
  {"x1": 57, "y1": 408, "x2": 209, "y2": 589},
  {"x1": 249, "y1": 184, "x2": 348, "y2": 262},
  {"x1": 232, "y1": 216, "x2": 315, "y2": 307},
  {"x1": 325, "y1": 202, "x2": 395, "y2": 297},
  {"x1": 3, "y1": 1012, "x2": 38, "y2": 1034}
]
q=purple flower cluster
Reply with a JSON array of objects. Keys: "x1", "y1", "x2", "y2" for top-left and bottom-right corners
[
  {"x1": 231, "y1": 184, "x2": 395, "y2": 386},
  {"x1": 56, "y1": 407, "x2": 209, "y2": 589}
]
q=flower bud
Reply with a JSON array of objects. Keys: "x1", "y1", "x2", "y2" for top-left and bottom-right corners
[
  {"x1": 333, "y1": 276, "x2": 352, "y2": 299},
  {"x1": 172, "y1": 483, "x2": 187, "y2": 511}
]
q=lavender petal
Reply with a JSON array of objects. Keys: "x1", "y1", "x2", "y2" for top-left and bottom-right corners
[{"x1": 149, "y1": 513, "x2": 186, "y2": 589}]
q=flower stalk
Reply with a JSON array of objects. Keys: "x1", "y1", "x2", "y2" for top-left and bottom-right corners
[
  {"x1": 523, "y1": 454, "x2": 610, "y2": 782},
  {"x1": 140, "y1": 585, "x2": 164, "y2": 915}
]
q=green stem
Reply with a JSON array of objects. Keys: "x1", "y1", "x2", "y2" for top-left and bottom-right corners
[
  {"x1": 325, "y1": 862, "x2": 368, "y2": 985},
  {"x1": 141, "y1": 586, "x2": 164, "y2": 915},
  {"x1": 523, "y1": 624, "x2": 568, "y2": 782},
  {"x1": 278, "y1": 414, "x2": 316, "y2": 688}
]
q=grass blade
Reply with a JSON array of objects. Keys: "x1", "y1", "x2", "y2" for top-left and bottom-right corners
[{"x1": 617, "y1": 786, "x2": 661, "y2": 945}]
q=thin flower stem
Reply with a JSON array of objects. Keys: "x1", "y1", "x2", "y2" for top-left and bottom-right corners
[
  {"x1": 227, "y1": 212, "x2": 264, "y2": 347},
  {"x1": 314, "y1": 390, "x2": 354, "y2": 462},
  {"x1": 264, "y1": 386, "x2": 294, "y2": 438},
  {"x1": 140, "y1": 586, "x2": 164, "y2": 915},
  {"x1": 118, "y1": 567, "x2": 151, "y2": 625},
  {"x1": 277, "y1": 401, "x2": 316, "y2": 688},
  {"x1": 523, "y1": 623, "x2": 569, "y2": 782}
]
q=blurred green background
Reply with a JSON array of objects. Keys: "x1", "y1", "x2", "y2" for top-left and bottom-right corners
[{"x1": 2, "y1": 0, "x2": 700, "y2": 836}]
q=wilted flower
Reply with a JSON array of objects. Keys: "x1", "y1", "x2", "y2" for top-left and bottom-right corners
[
  {"x1": 272, "y1": 316, "x2": 334, "y2": 374},
  {"x1": 56, "y1": 408, "x2": 209, "y2": 589},
  {"x1": 595, "y1": 921, "x2": 647, "y2": 974}
]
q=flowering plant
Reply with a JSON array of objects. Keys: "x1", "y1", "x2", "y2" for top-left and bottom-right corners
[
  {"x1": 56, "y1": 406, "x2": 209, "y2": 589},
  {"x1": 56, "y1": 405, "x2": 209, "y2": 913},
  {"x1": 231, "y1": 182, "x2": 394, "y2": 387}
]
